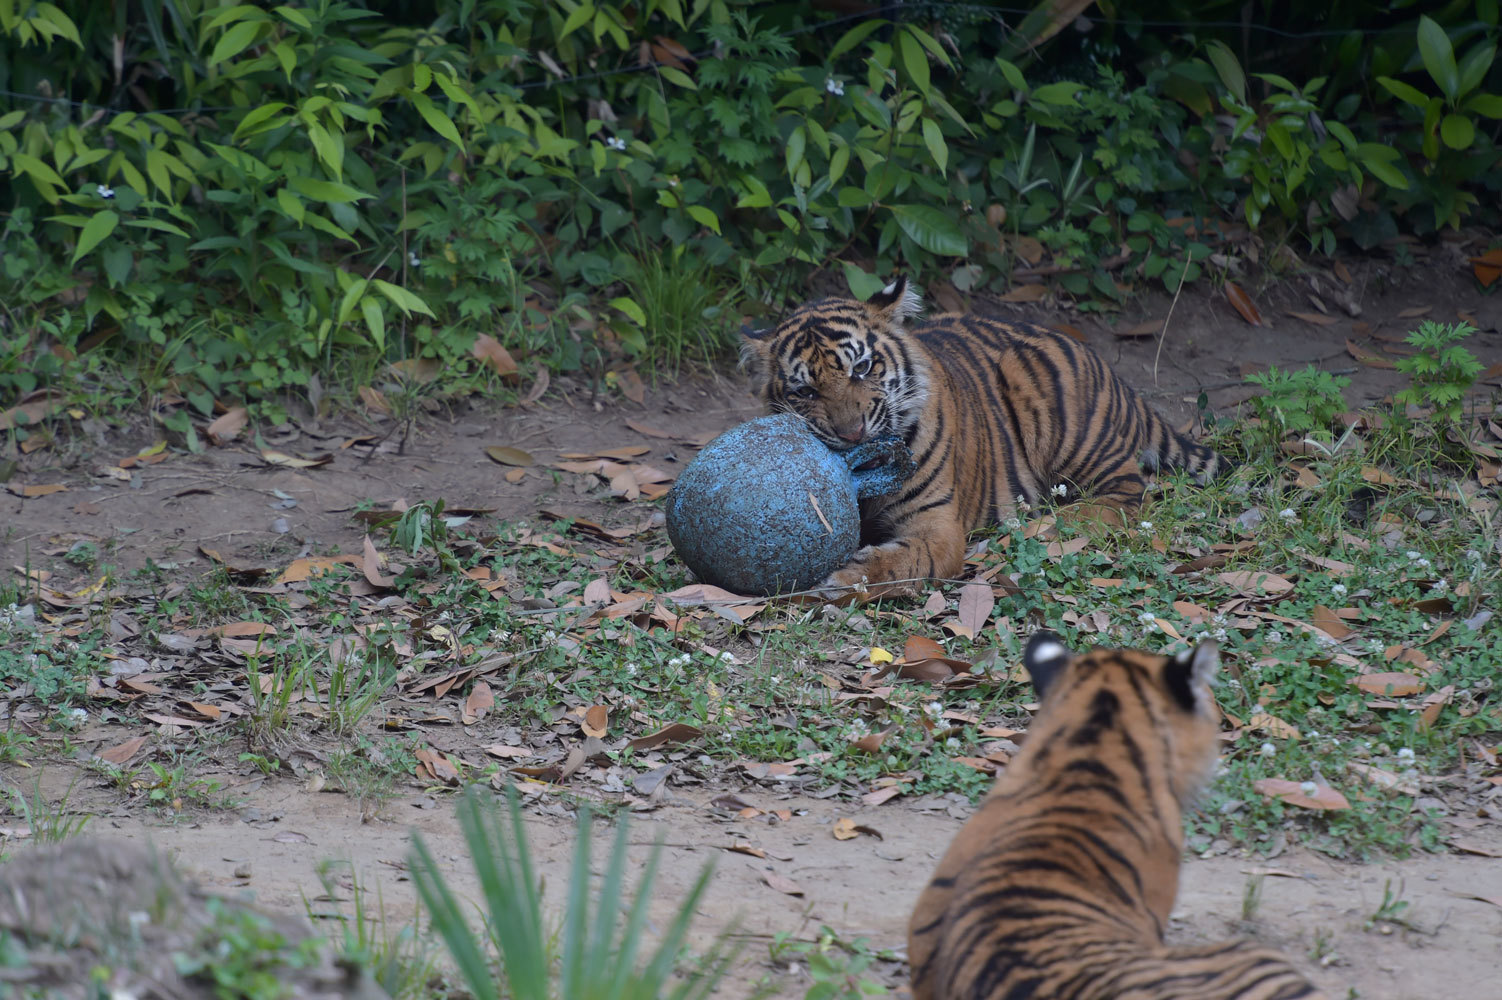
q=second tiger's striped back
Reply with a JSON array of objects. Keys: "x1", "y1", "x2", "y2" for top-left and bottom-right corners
[{"x1": 907, "y1": 633, "x2": 1328, "y2": 1000}]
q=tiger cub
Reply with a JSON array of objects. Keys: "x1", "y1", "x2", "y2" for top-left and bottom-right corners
[
  {"x1": 740, "y1": 279, "x2": 1227, "y2": 595},
  {"x1": 907, "y1": 632, "x2": 1327, "y2": 1000}
]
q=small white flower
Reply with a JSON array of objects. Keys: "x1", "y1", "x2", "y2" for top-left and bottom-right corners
[
  {"x1": 1265, "y1": 630, "x2": 1284, "y2": 644},
  {"x1": 1279, "y1": 508, "x2": 1298, "y2": 521},
  {"x1": 770, "y1": 675, "x2": 782, "y2": 685},
  {"x1": 1260, "y1": 742, "x2": 1276, "y2": 757},
  {"x1": 825, "y1": 77, "x2": 845, "y2": 96},
  {"x1": 408, "y1": 251, "x2": 421, "y2": 268},
  {"x1": 1331, "y1": 583, "x2": 1348, "y2": 598},
  {"x1": 68, "y1": 707, "x2": 89, "y2": 725},
  {"x1": 97, "y1": 184, "x2": 115, "y2": 199},
  {"x1": 668, "y1": 176, "x2": 679, "y2": 187},
  {"x1": 718, "y1": 650, "x2": 735, "y2": 661},
  {"x1": 1299, "y1": 781, "x2": 1318, "y2": 796},
  {"x1": 944, "y1": 737, "x2": 961, "y2": 749},
  {"x1": 1051, "y1": 484, "x2": 1068, "y2": 498},
  {"x1": 924, "y1": 701, "x2": 944, "y2": 721},
  {"x1": 1138, "y1": 611, "x2": 1157, "y2": 624},
  {"x1": 1014, "y1": 495, "x2": 1032, "y2": 513},
  {"x1": 667, "y1": 653, "x2": 690, "y2": 668},
  {"x1": 625, "y1": 662, "x2": 639, "y2": 676},
  {"x1": 1397, "y1": 747, "x2": 1415, "y2": 761},
  {"x1": 1308, "y1": 730, "x2": 1319, "y2": 739},
  {"x1": 1138, "y1": 521, "x2": 1153, "y2": 531},
  {"x1": 1004, "y1": 517, "x2": 1022, "y2": 531},
  {"x1": 606, "y1": 136, "x2": 627, "y2": 151},
  {"x1": 1431, "y1": 579, "x2": 1449, "y2": 593}
]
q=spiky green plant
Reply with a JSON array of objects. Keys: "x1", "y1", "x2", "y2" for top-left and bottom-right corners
[{"x1": 409, "y1": 787, "x2": 732, "y2": 1000}]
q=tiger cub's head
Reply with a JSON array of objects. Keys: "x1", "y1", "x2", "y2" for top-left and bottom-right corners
[
  {"x1": 740, "y1": 277, "x2": 930, "y2": 450},
  {"x1": 1022, "y1": 631, "x2": 1222, "y2": 804}
]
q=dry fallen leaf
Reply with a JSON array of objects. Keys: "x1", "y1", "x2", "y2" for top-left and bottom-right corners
[
  {"x1": 1225, "y1": 282, "x2": 1263, "y2": 325},
  {"x1": 832, "y1": 817, "x2": 858, "y2": 841},
  {"x1": 1310, "y1": 604, "x2": 1353, "y2": 639},
  {"x1": 956, "y1": 580, "x2": 994, "y2": 636},
  {"x1": 762, "y1": 871, "x2": 805, "y2": 896},
  {"x1": 1346, "y1": 339, "x2": 1397, "y2": 369},
  {"x1": 362, "y1": 535, "x2": 395, "y2": 589},
  {"x1": 206, "y1": 406, "x2": 248, "y2": 445},
  {"x1": 485, "y1": 445, "x2": 535, "y2": 467},
  {"x1": 1217, "y1": 570, "x2": 1295, "y2": 597},
  {"x1": 627, "y1": 722, "x2": 703, "y2": 751},
  {"x1": 260, "y1": 449, "x2": 333, "y2": 469},
  {"x1": 1253, "y1": 778, "x2": 1350, "y2": 810},
  {"x1": 472, "y1": 334, "x2": 519, "y2": 378},
  {"x1": 999, "y1": 283, "x2": 1047, "y2": 303},
  {"x1": 582, "y1": 704, "x2": 609, "y2": 739},
  {"x1": 462, "y1": 681, "x2": 494, "y2": 726},
  {"x1": 276, "y1": 554, "x2": 361, "y2": 584},
  {"x1": 6, "y1": 483, "x2": 67, "y2": 498},
  {"x1": 1248, "y1": 712, "x2": 1301, "y2": 740},
  {"x1": 96, "y1": 734, "x2": 150, "y2": 765},
  {"x1": 1354, "y1": 672, "x2": 1423, "y2": 697}
]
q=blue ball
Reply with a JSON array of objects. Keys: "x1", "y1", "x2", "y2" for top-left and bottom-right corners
[{"x1": 666, "y1": 415, "x2": 858, "y2": 596}]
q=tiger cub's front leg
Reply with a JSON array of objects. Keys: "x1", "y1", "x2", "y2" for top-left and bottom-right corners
[{"x1": 821, "y1": 508, "x2": 968, "y2": 597}]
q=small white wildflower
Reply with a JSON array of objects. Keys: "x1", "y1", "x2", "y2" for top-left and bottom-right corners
[
  {"x1": 718, "y1": 650, "x2": 735, "y2": 661},
  {"x1": 1138, "y1": 520, "x2": 1153, "y2": 531},
  {"x1": 1405, "y1": 550, "x2": 1422, "y2": 561},
  {"x1": 1212, "y1": 628, "x2": 1228, "y2": 641},
  {"x1": 1051, "y1": 484, "x2": 1068, "y2": 498},
  {"x1": 924, "y1": 701, "x2": 943, "y2": 721},
  {"x1": 1308, "y1": 730, "x2": 1319, "y2": 739},
  {"x1": 944, "y1": 737, "x2": 961, "y2": 750},
  {"x1": 1260, "y1": 742, "x2": 1276, "y2": 757},
  {"x1": 1138, "y1": 611, "x2": 1157, "y2": 624},
  {"x1": 68, "y1": 707, "x2": 88, "y2": 725},
  {"x1": 1413, "y1": 557, "x2": 1432, "y2": 570},
  {"x1": 1212, "y1": 614, "x2": 1229, "y2": 627},
  {"x1": 606, "y1": 136, "x2": 627, "y2": 151},
  {"x1": 97, "y1": 184, "x2": 115, "y2": 199},
  {"x1": 1397, "y1": 747, "x2": 1415, "y2": 761},
  {"x1": 1265, "y1": 629, "x2": 1284, "y2": 644},
  {"x1": 770, "y1": 675, "x2": 782, "y2": 685},
  {"x1": 1465, "y1": 549, "x2": 1482, "y2": 562},
  {"x1": 1224, "y1": 676, "x2": 1242, "y2": 688},
  {"x1": 1279, "y1": 508, "x2": 1298, "y2": 521},
  {"x1": 1004, "y1": 517, "x2": 1023, "y2": 531},
  {"x1": 825, "y1": 77, "x2": 845, "y2": 96},
  {"x1": 625, "y1": 662, "x2": 639, "y2": 676},
  {"x1": 408, "y1": 251, "x2": 421, "y2": 268},
  {"x1": 1015, "y1": 495, "x2": 1032, "y2": 513},
  {"x1": 1299, "y1": 781, "x2": 1318, "y2": 796},
  {"x1": 667, "y1": 653, "x2": 690, "y2": 668},
  {"x1": 1331, "y1": 583, "x2": 1348, "y2": 598},
  {"x1": 1430, "y1": 579, "x2": 1449, "y2": 593}
]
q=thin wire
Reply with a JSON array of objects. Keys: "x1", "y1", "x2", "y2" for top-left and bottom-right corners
[{"x1": 0, "y1": 2, "x2": 1405, "y2": 118}]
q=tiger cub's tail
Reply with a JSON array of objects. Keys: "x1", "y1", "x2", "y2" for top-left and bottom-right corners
[{"x1": 1135, "y1": 397, "x2": 1231, "y2": 485}]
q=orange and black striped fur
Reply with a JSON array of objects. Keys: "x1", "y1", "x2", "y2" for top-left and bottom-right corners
[
  {"x1": 907, "y1": 632, "x2": 1327, "y2": 1000},
  {"x1": 740, "y1": 278, "x2": 1227, "y2": 594}
]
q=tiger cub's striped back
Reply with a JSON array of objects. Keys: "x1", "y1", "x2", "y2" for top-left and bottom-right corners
[{"x1": 908, "y1": 633, "x2": 1327, "y2": 1000}]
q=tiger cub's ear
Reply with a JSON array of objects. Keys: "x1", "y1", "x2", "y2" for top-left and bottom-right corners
[
  {"x1": 867, "y1": 275, "x2": 924, "y2": 323},
  {"x1": 1022, "y1": 630, "x2": 1072, "y2": 699},
  {"x1": 1163, "y1": 641, "x2": 1220, "y2": 712},
  {"x1": 739, "y1": 323, "x2": 772, "y2": 341}
]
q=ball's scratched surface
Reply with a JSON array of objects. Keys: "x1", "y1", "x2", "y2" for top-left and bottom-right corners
[{"x1": 665, "y1": 414, "x2": 914, "y2": 597}]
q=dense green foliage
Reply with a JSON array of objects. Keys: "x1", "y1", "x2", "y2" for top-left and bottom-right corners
[{"x1": 2, "y1": 1, "x2": 1500, "y2": 409}]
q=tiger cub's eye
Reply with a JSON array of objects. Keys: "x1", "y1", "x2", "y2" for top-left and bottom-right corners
[{"x1": 852, "y1": 357, "x2": 873, "y2": 378}]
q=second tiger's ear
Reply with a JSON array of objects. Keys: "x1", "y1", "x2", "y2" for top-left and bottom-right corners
[
  {"x1": 1022, "y1": 630, "x2": 1071, "y2": 699},
  {"x1": 867, "y1": 275, "x2": 923, "y2": 323}
]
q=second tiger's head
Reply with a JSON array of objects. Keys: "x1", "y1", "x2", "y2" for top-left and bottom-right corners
[{"x1": 740, "y1": 277, "x2": 930, "y2": 450}]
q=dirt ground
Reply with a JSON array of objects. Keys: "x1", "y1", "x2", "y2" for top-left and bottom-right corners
[{"x1": 4, "y1": 246, "x2": 1502, "y2": 998}]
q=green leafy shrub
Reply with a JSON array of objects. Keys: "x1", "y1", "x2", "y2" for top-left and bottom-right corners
[
  {"x1": 1395, "y1": 321, "x2": 1484, "y2": 424},
  {"x1": 1245, "y1": 365, "x2": 1351, "y2": 441},
  {"x1": 2, "y1": 1, "x2": 1499, "y2": 408}
]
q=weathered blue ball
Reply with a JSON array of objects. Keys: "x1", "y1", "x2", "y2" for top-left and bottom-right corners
[{"x1": 666, "y1": 414, "x2": 860, "y2": 596}]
